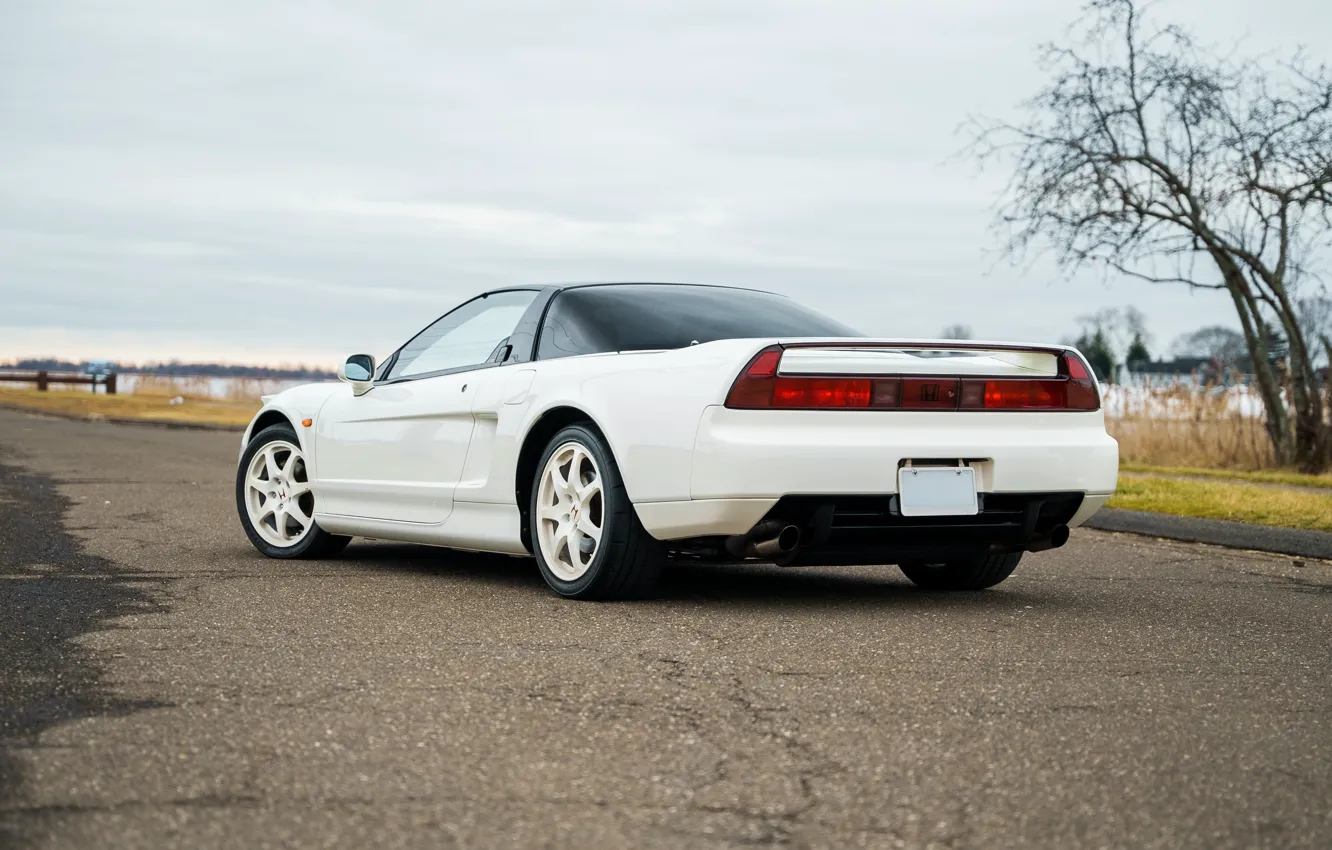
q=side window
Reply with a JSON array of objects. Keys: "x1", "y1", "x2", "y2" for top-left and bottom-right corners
[
  {"x1": 536, "y1": 291, "x2": 613, "y2": 360},
  {"x1": 388, "y1": 290, "x2": 537, "y2": 380}
]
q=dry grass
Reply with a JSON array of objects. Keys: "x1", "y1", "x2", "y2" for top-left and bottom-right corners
[
  {"x1": 0, "y1": 386, "x2": 257, "y2": 428},
  {"x1": 1107, "y1": 382, "x2": 1276, "y2": 471},
  {"x1": 125, "y1": 374, "x2": 218, "y2": 398},
  {"x1": 0, "y1": 374, "x2": 308, "y2": 428},
  {"x1": 1120, "y1": 462, "x2": 1332, "y2": 490},
  {"x1": 1109, "y1": 475, "x2": 1332, "y2": 532},
  {"x1": 117, "y1": 375, "x2": 293, "y2": 401},
  {"x1": 222, "y1": 377, "x2": 278, "y2": 401}
]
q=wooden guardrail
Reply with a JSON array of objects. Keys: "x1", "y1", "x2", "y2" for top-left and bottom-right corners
[{"x1": 0, "y1": 371, "x2": 118, "y2": 393}]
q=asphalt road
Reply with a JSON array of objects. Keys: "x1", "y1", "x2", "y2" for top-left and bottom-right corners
[{"x1": 1, "y1": 408, "x2": 1330, "y2": 850}]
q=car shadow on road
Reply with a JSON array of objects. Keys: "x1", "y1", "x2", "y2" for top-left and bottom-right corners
[
  {"x1": 342, "y1": 542, "x2": 539, "y2": 584},
  {"x1": 659, "y1": 562, "x2": 1027, "y2": 605},
  {"x1": 339, "y1": 542, "x2": 1053, "y2": 610}
]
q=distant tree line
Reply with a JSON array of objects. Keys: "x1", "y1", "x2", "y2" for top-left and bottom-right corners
[
  {"x1": 1065, "y1": 305, "x2": 1325, "y2": 386},
  {"x1": 1, "y1": 358, "x2": 336, "y2": 380}
]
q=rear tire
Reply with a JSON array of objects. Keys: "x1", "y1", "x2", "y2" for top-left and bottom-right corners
[
  {"x1": 529, "y1": 423, "x2": 663, "y2": 600},
  {"x1": 899, "y1": 552, "x2": 1022, "y2": 591}
]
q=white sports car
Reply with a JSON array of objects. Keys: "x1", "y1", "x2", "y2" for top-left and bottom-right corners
[{"x1": 236, "y1": 283, "x2": 1118, "y2": 599}]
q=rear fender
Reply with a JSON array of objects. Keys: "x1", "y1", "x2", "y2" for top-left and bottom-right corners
[{"x1": 514, "y1": 341, "x2": 767, "y2": 503}]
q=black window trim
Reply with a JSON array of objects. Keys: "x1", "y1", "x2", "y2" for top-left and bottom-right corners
[
  {"x1": 373, "y1": 287, "x2": 548, "y2": 386},
  {"x1": 371, "y1": 281, "x2": 828, "y2": 384}
]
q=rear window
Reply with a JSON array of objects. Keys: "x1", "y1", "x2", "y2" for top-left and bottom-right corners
[{"x1": 536, "y1": 284, "x2": 860, "y2": 360}]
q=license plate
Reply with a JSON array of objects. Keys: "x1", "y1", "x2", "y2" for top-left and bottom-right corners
[{"x1": 897, "y1": 466, "x2": 978, "y2": 517}]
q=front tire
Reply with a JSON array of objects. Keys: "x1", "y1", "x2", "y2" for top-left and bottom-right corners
[
  {"x1": 529, "y1": 424, "x2": 663, "y2": 600},
  {"x1": 899, "y1": 552, "x2": 1022, "y2": 591},
  {"x1": 236, "y1": 423, "x2": 351, "y2": 559}
]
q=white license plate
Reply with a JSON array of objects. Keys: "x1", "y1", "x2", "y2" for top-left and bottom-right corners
[{"x1": 897, "y1": 466, "x2": 978, "y2": 517}]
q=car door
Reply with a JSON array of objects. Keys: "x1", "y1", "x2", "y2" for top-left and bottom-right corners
[{"x1": 314, "y1": 289, "x2": 539, "y2": 523}]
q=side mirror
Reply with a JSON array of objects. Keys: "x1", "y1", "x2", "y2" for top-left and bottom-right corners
[{"x1": 338, "y1": 354, "x2": 376, "y2": 396}]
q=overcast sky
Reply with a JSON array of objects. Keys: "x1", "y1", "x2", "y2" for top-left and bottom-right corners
[{"x1": 2, "y1": 0, "x2": 1329, "y2": 366}]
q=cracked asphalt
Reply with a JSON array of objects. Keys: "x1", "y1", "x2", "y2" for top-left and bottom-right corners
[{"x1": 1, "y1": 407, "x2": 1330, "y2": 849}]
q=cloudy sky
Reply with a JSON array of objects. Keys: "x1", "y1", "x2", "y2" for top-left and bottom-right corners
[{"x1": 2, "y1": 0, "x2": 1329, "y2": 367}]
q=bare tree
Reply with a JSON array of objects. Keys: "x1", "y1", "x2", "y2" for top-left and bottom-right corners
[
  {"x1": 1172, "y1": 325, "x2": 1248, "y2": 366},
  {"x1": 969, "y1": 0, "x2": 1332, "y2": 470},
  {"x1": 939, "y1": 323, "x2": 974, "y2": 340}
]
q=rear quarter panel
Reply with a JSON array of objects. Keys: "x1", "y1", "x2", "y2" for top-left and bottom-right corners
[{"x1": 508, "y1": 340, "x2": 767, "y2": 503}]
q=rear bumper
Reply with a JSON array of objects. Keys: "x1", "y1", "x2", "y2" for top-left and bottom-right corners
[
  {"x1": 634, "y1": 492, "x2": 1114, "y2": 541},
  {"x1": 761, "y1": 491, "x2": 1092, "y2": 565},
  {"x1": 635, "y1": 498, "x2": 777, "y2": 540},
  {"x1": 633, "y1": 406, "x2": 1118, "y2": 541},
  {"x1": 691, "y1": 406, "x2": 1118, "y2": 496}
]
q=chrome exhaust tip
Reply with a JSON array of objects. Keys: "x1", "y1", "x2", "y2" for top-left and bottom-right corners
[
  {"x1": 725, "y1": 521, "x2": 802, "y2": 560},
  {"x1": 748, "y1": 524, "x2": 801, "y2": 559}
]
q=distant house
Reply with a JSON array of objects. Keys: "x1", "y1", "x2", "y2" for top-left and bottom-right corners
[
  {"x1": 1131, "y1": 357, "x2": 1210, "y2": 375},
  {"x1": 1128, "y1": 357, "x2": 1257, "y2": 387}
]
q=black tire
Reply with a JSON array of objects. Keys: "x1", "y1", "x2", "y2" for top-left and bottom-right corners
[
  {"x1": 899, "y1": 551, "x2": 1022, "y2": 591},
  {"x1": 529, "y1": 423, "x2": 663, "y2": 600},
  {"x1": 236, "y1": 424, "x2": 351, "y2": 560}
]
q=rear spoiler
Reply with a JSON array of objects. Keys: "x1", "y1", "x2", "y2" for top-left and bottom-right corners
[
  {"x1": 777, "y1": 344, "x2": 1061, "y2": 379},
  {"x1": 775, "y1": 338, "x2": 1071, "y2": 352}
]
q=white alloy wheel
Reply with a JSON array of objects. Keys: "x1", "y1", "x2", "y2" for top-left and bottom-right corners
[
  {"x1": 535, "y1": 441, "x2": 605, "y2": 581},
  {"x1": 242, "y1": 439, "x2": 315, "y2": 548}
]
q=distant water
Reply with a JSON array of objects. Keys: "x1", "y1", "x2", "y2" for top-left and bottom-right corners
[{"x1": 115, "y1": 375, "x2": 328, "y2": 401}]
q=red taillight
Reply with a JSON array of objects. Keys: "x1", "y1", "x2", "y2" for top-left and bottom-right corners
[
  {"x1": 726, "y1": 347, "x2": 875, "y2": 409},
  {"x1": 1064, "y1": 355, "x2": 1090, "y2": 380},
  {"x1": 955, "y1": 354, "x2": 1098, "y2": 411},
  {"x1": 724, "y1": 346, "x2": 784, "y2": 408},
  {"x1": 746, "y1": 348, "x2": 781, "y2": 378},
  {"x1": 959, "y1": 379, "x2": 1066, "y2": 410},
  {"x1": 772, "y1": 377, "x2": 871, "y2": 408},
  {"x1": 724, "y1": 347, "x2": 1101, "y2": 411},
  {"x1": 1062, "y1": 352, "x2": 1100, "y2": 410}
]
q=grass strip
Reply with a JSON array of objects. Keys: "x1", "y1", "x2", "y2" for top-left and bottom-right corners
[
  {"x1": 1120, "y1": 462, "x2": 1332, "y2": 490},
  {"x1": 1108, "y1": 475, "x2": 1332, "y2": 533},
  {"x1": 0, "y1": 388, "x2": 258, "y2": 428}
]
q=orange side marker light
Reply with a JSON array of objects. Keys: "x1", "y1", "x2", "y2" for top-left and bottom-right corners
[{"x1": 301, "y1": 418, "x2": 313, "y2": 427}]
